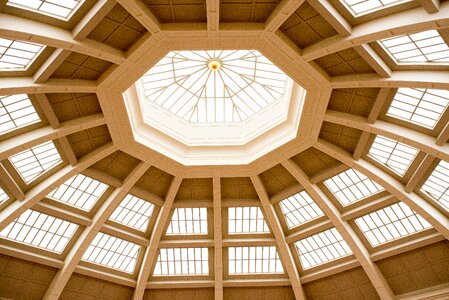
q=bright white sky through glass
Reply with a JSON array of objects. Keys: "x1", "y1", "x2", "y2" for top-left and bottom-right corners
[
  {"x1": 0, "y1": 187, "x2": 8, "y2": 205},
  {"x1": 324, "y1": 169, "x2": 384, "y2": 206},
  {"x1": 380, "y1": 30, "x2": 449, "y2": 63},
  {"x1": 279, "y1": 191, "x2": 324, "y2": 228},
  {"x1": 0, "y1": 94, "x2": 41, "y2": 135},
  {"x1": 228, "y1": 207, "x2": 270, "y2": 234},
  {"x1": 47, "y1": 174, "x2": 108, "y2": 211},
  {"x1": 228, "y1": 246, "x2": 284, "y2": 274},
  {"x1": 9, "y1": 141, "x2": 62, "y2": 184},
  {"x1": 109, "y1": 194, "x2": 155, "y2": 231},
  {"x1": 294, "y1": 228, "x2": 352, "y2": 269},
  {"x1": 355, "y1": 202, "x2": 431, "y2": 246},
  {"x1": 142, "y1": 50, "x2": 288, "y2": 123},
  {"x1": 82, "y1": 232, "x2": 141, "y2": 273},
  {"x1": 0, "y1": 209, "x2": 78, "y2": 253},
  {"x1": 421, "y1": 160, "x2": 449, "y2": 211},
  {"x1": 387, "y1": 88, "x2": 449, "y2": 129},
  {"x1": 368, "y1": 135, "x2": 418, "y2": 176},
  {"x1": 0, "y1": 38, "x2": 44, "y2": 70},
  {"x1": 341, "y1": 0, "x2": 409, "y2": 16},
  {"x1": 166, "y1": 207, "x2": 208, "y2": 235},
  {"x1": 154, "y1": 247, "x2": 209, "y2": 276},
  {"x1": 7, "y1": 0, "x2": 85, "y2": 20}
]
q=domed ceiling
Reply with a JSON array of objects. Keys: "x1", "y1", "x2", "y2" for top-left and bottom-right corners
[{"x1": 0, "y1": 0, "x2": 449, "y2": 300}]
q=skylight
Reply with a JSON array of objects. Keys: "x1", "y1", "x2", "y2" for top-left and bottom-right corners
[
  {"x1": 0, "y1": 94, "x2": 41, "y2": 135},
  {"x1": 6, "y1": 0, "x2": 85, "y2": 20},
  {"x1": 355, "y1": 202, "x2": 431, "y2": 246},
  {"x1": 0, "y1": 209, "x2": 78, "y2": 253},
  {"x1": 380, "y1": 30, "x2": 449, "y2": 63},
  {"x1": 341, "y1": 0, "x2": 410, "y2": 16},
  {"x1": 0, "y1": 38, "x2": 44, "y2": 71},
  {"x1": 82, "y1": 232, "x2": 141, "y2": 273},
  {"x1": 166, "y1": 208, "x2": 208, "y2": 235},
  {"x1": 9, "y1": 141, "x2": 63, "y2": 184},
  {"x1": 141, "y1": 50, "x2": 289, "y2": 123},
  {"x1": 323, "y1": 168, "x2": 384, "y2": 206},
  {"x1": 47, "y1": 174, "x2": 108, "y2": 211},
  {"x1": 228, "y1": 207, "x2": 270, "y2": 234},
  {"x1": 153, "y1": 248, "x2": 209, "y2": 276},
  {"x1": 421, "y1": 160, "x2": 449, "y2": 211},
  {"x1": 109, "y1": 194, "x2": 155, "y2": 231},
  {"x1": 387, "y1": 88, "x2": 449, "y2": 129},
  {"x1": 228, "y1": 246, "x2": 284, "y2": 274},
  {"x1": 367, "y1": 135, "x2": 419, "y2": 176},
  {"x1": 0, "y1": 187, "x2": 8, "y2": 205},
  {"x1": 294, "y1": 228, "x2": 352, "y2": 269},
  {"x1": 279, "y1": 191, "x2": 324, "y2": 229}
]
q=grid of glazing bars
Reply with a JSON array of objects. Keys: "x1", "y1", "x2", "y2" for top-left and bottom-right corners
[
  {"x1": 279, "y1": 191, "x2": 324, "y2": 228},
  {"x1": 387, "y1": 88, "x2": 449, "y2": 129},
  {"x1": 9, "y1": 141, "x2": 62, "y2": 183},
  {"x1": 228, "y1": 246, "x2": 284, "y2": 274},
  {"x1": 324, "y1": 168, "x2": 384, "y2": 206},
  {"x1": 294, "y1": 228, "x2": 352, "y2": 269},
  {"x1": 0, "y1": 94, "x2": 41, "y2": 135},
  {"x1": 153, "y1": 247, "x2": 209, "y2": 276},
  {"x1": 47, "y1": 174, "x2": 108, "y2": 211},
  {"x1": 380, "y1": 30, "x2": 449, "y2": 63},
  {"x1": 228, "y1": 206, "x2": 270, "y2": 234},
  {"x1": 421, "y1": 160, "x2": 449, "y2": 210},
  {"x1": 368, "y1": 135, "x2": 418, "y2": 176},
  {"x1": 0, "y1": 209, "x2": 78, "y2": 253},
  {"x1": 355, "y1": 202, "x2": 431, "y2": 246},
  {"x1": 0, "y1": 187, "x2": 8, "y2": 204},
  {"x1": 341, "y1": 0, "x2": 409, "y2": 16},
  {"x1": 7, "y1": 0, "x2": 84, "y2": 19},
  {"x1": 82, "y1": 232, "x2": 141, "y2": 273},
  {"x1": 0, "y1": 38, "x2": 44, "y2": 70},
  {"x1": 166, "y1": 207, "x2": 208, "y2": 235},
  {"x1": 109, "y1": 194, "x2": 155, "y2": 231}
]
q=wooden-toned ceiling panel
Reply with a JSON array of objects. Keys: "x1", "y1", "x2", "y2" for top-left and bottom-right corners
[
  {"x1": 314, "y1": 48, "x2": 376, "y2": 77},
  {"x1": 280, "y1": 2, "x2": 338, "y2": 49},
  {"x1": 303, "y1": 267, "x2": 379, "y2": 300},
  {"x1": 290, "y1": 147, "x2": 342, "y2": 177},
  {"x1": 319, "y1": 122, "x2": 362, "y2": 154},
  {"x1": 223, "y1": 286, "x2": 295, "y2": 299},
  {"x1": 50, "y1": 52, "x2": 112, "y2": 80},
  {"x1": 62, "y1": 273, "x2": 133, "y2": 300},
  {"x1": 47, "y1": 93, "x2": 102, "y2": 123},
  {"x1": 143, "y1": 0, "x2": 207, "y2": 23},
  {"x1": 221, "y1": 177, "x2": 258, "y2": 200},
  {"x1": 259, "y1": 164, "x2": 298, "y2": 197},
  {"x1": 328, "y1": 88, "x2": 379, "y2": 118},
  {"x1": 88, "y1": 4, "x2": 147, "y2": 52},
  {"x1": 220, "y1": 0, "x2": 280, "y2": 23},
  {"x1": 0, "y1": 254, "x2": 57, "y2": 300},
  {"x1": 175, "y1": 178, "x2": 213, "y2": 200},
  {"x1": 66, "y1": 125, "x2": 112, "y2": 159},
  {"x1": 90, "y1": 150, "x2": 141, "y2": 182},
  {"x1": 144, "y1": 288, "x2": 214, "y2": 299},
  {"x1": 377, "y1": 240, "x2": 449, "y2": 295},
  {"x1": 135, "y1": 166, "x2": 174, "y2": 198}
]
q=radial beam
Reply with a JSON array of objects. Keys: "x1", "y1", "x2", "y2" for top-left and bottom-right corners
[
  {"x1": 213, "y1": 177, "x2": 223, "y2": 300},
  {"x1": 0, "y1": 143, "x2": 116, "y2": 231},
  {"x1": 250, "y1": 175, "x2": 306, "y2": 300},
  {"x1": 282, "y1": 160, "x2": 395, "y2": 300},
  {"x1": 33, "y1": 49, "x2": 71, "y2": 83},
  {"x1": 0, "y1": 163, "x2": 24, "y2": 201},
  {"x1": 43, "y1": 162, "x2": 150, "y2": 300},
  {"x1": 307, "y1": 0, "x2": 351, "y2": 37},
  {"x1": 405, "y1": 155, "x2": 436, "y2": 192},
  {"x1": 206, "y1": 0, "x2": 220, "y2": 31},
  {"x1": 72, "y1": 0, "x2": 116, "y2": 40},
  {"x1": 0, "y1": 78, "x2": 98, "y2": 95},
  {"x1": 265, "y1": 0, "x2": 306, "y2": 32},
  {"x1": 418, "y1": 0, "x2": 440, "y2": 13},
  {"x1": 315, "y1": 139, "x2": 449, "y2": 239},
  {"x1": 133, "y1": 176, "x2": 183, "y2": 300},
  {"x1": 353, "y1": 44, "x2": 391, "y2": 78},
  {"x1": 115, "y1": 0, "x2": 161, "y2": 34}
]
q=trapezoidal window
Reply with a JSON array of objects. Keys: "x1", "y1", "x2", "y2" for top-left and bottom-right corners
[
  {"x1": 0, "y1": 94, "x2": 41, "y2": 135},
  {"x1": 0, "y1": 38, "x2": 44, "y2": 71},
  {"x1": 387, "y1": 88, "x2": 449, "y2": 129},
  {"x1": 355, "y1": 202, "x2": 432, "y2": 246},
  {"x1": 228, "y1": 246, "x2": 284, "y2": 274},
  {"x1": 47, "y1": 174, "x2": 108, "y2": 211},
  {"x1": 109, "y1": 194, "x2": 155, "y2": 231},
  {"x1": 228, "y1": 206, "x2": 270, "y2": 234},
  {"x1": 421, "y1": 160, "x2": 449, "y2": 211},
  {"x1": 0, "y1": 209, "x2": 78, "y2": 253},
  {"x1": 153, "y1": 247, "x2": 209, "y2": 276},
  {"x1": 279, "y1": 191, "x2": 324, "y2": 229},
  {"x1": 340, "y1": 0, "x2": 410, "y2": 16},
  {"x1": 166, "y1": 207, "x2": 208, "y2": 235},
  {"x1": 6, "y1": 0, "x2": 85, "y2": 20}
]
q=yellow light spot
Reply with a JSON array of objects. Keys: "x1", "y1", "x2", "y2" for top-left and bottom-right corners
[{"x1": 207, "y1": 59, "x2": 222, "y2": 71}]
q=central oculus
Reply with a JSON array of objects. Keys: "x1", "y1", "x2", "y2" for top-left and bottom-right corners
[{"x1": 140, "y1": 50, "x2": 289, "y2": 123}]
